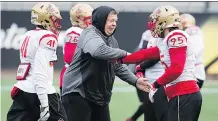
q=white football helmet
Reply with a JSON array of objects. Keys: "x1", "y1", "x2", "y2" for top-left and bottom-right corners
[
  {"x1": 180, "y1": 13, "x2": 196, "y2": 30},
  {"x1": 31, "y1": 2, "x2": 62, "y2": 35},
  {"x1": 70, "y1": 4, "x2": 93, "y2": 29},
  {"x1": 148, "y1": 5, "x2": 181, "y2": 38}
]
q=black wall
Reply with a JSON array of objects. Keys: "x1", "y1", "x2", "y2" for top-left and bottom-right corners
[{"x1": 1, "y1": 11, "x2": 213, "y2": 69}]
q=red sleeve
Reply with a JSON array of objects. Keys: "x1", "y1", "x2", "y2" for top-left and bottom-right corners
[
  {"x1": 64, "y1": 42, "x2": 77, "y2": 64},
  {"x1": 154, "y1": 46, "x2": 187, "y2": 88},
  {"x1": 59, "y1": 66, "x2": 66, "y2": 88},
  {"x1": 122, "y1": 47, "x2": 160, "y2": 64}
]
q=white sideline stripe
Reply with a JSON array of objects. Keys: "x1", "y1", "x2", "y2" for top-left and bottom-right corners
[{"x1": 0, "y1": 85, "x2": 218, "y2": 93}]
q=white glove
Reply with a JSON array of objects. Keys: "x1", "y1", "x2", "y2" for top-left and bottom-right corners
[
  {"x1": 37, "y1": 93, "x2": 50, "y2": 121},
  {"x1": 127, "y1": 52, "x2": 131, "y2": 55},
  {"x1": 148, "y1": 88, "x2": 157, "y2": 103},
  {"x1": 38, "y1": 106, "x2": 50, "y2": 121}
]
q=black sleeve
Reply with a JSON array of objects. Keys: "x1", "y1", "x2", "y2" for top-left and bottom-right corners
[
  {"x1": 138, "y1": 40, "x2": 149, "y2": 50},
  {"x1": 139, "y1": 59, "x2": 160, "y2": 70},
  {"x1": 141, "y1": 40, "x2": 148, "y2": 49}
]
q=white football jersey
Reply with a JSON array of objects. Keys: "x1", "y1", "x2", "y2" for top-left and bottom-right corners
[
  {"x1": 62, "y1": 26, "x2": 83, "y2": 55},
  {"x1": 185, "y1": 26, "x2": 206, "y2": 80},
  {"x1": 156, "y1": 30, "x2": 197, "y2": 87},
  {"x1": 144, "y1": 36, "x2": 165, "y2": 83},
  {"x1": 15, "y1": 28, "x2": 58, "y2": 94},
  {"x1": 138, "y1": 30, "x2": 153, "y2": 49}
]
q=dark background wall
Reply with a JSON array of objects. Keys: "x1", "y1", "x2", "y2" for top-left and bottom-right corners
[{"x1": 0, "y1": 11, "x2": 214, "y2": 69}]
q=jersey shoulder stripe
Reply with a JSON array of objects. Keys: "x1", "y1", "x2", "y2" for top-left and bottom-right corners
[
  {"x1": 39, "y1": 34, "x2": 57, "y2": 45},
  {"x1": 166, "y1": 30, "x2": 188, "y2": 48}
]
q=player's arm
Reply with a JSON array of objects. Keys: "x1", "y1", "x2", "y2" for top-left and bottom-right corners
[
  {"x1": 64, "y1": 31, "x2": 79, "y2": 64},
  {"x1": 153, "y1": 32, "x2": 187, "y2": 88},
  {"x1": 83, "y1": 37, "x2": 127, "y2": 60},
  {"x1": 139, "y1": 59, "x2": 160, "y2": 70},
  {"x1": 33, "y1": 34, "x2": 57, "y2": 107},
  {"x1": 114, "y1": 63, "x2": 138, "y2": 86},
  {"x1": 137, "y1": 41, "x2": 160, "y2": 70},
  {"x1": 121, "y1": 47, "x2": 160, "y2": 64}
]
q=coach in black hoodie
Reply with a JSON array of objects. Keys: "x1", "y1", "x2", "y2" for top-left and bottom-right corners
[{"x1": 62, "y1": 6, "x2": 151, "y2": 121}]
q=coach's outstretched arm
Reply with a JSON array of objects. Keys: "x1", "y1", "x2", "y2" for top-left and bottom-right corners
[{"x1": 83, "y1": 37, "x2": 127, "y2": 60}]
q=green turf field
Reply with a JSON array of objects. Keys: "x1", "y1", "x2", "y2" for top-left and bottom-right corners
[{"x1": 1, "y1": 79, "x2": 218, "y2": 121}]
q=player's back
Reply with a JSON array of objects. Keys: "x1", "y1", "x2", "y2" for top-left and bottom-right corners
[
  {"x1": 158, "y1": 30, "x2": 196, "y2": 86},
  {"x1": 63, "y1": 26, "x2": 83, "y2": 64},
  {"x1": 19, "y1": 29, "x2": 55, "y2": 64},
  {"x1": 65, "y1": 26, "x2": 83, "y2": 37},
  {"x1": 186, "y1": 26, "x2": 205, "y2": 80},
  {"x1": 15, "y1": 28, "x2": 57, "y2": 94},
  {"x1": 185, "y1": 26, "x2": 204, "y2": 63}
]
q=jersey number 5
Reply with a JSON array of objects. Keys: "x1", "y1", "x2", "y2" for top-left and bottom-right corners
[{"x1": 20, "y1": 36, "x2": 30, "y2": 58}]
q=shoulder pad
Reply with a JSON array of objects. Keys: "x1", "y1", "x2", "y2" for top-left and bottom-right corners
[
  {"x1": 39, "y1": 34, "x2": 58, "y2": 50},
  {"x1": 64, "y1": 30, "x2": 80, "y2": 44},
  {"x1": 166, "y1": 30, "x2": 188, "y2": 48}
]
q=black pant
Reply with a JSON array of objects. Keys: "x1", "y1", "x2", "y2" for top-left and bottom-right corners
[
  {"x1": 197, "y1": 78, "x2": 204, "y2": 89},
  {"x1": 130, "y1": 89, "x2": 145, "y2": 120},
  {"x1": 144, "y1": 86, "x2": 168, "y2": 121},
  {"x1": 62, "y1": 92, "x2": 110, "y2": 121},
  {"x1": 7, "y1": 88, "x2": 68, "y2": 121},
  {"x1": 167, "y1": 91, "x2": 202, "y2": 121},
  {"x1": 137, "y1": 88, "x2": 145, "y2": 102},
  {"x1": 60, "y1": 87, "x2": 62, "y2": 96}
]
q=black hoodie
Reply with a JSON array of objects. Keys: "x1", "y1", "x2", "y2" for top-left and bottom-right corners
[
  {"x1": 92, "y1": 6, "x2": 116, "y2": 37},
  {"x1": 63, "y1": 6, "x2": 138, "y2": 106}
]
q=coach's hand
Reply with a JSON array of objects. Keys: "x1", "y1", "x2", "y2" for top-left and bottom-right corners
[
  {"x1": 136, "y1": 78, "x2": 152, "y2": 92},
  {"x1": 38, "y1": 106, "x2": 50, "y2": 121}
]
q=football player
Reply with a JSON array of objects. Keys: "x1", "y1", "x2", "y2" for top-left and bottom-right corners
[
  {"x1": 59, "y1": 4, "x2": 93, "y2": 94},
  {"x1": 126, "y1": 30, "x2": 167, "y2": 121},
  {"x1": 120, "y1": 5, "x2": 202, "y2": 121},
  {"x1": 180, "y1": 13, "x2": 206, "y2": 88},
  {"x1": 7, "y1": 2, "x2": 67, "y2": 121}
]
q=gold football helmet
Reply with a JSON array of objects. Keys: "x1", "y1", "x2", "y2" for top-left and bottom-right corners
[
  {"x1": 148, "y1": 5, "x2": 181, "y2": 38},
  {"x1": 70, "y1": 4, "x2": 93, "y2": 29},
  {"x1": 180, "y1": 13, "x2": 196, "y2": 30},
  {"x1": 31, "y1": 2, "x2": 62, "y2": 34}
]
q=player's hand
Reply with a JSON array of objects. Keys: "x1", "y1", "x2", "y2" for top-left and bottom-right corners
[
  {"x1": 149, "y1": 88, "x2": 157, "y2": 103},
  {"x1": 135, "y1": 65, "x2": 144, "y2": 77},
  {"x1": 135, "y1": 65, "x2": 142, "y2": 71},
  {"x1": 38, "y1": 106, "x2": 50, "y2": 121},
  {"x1": 136, "y1": 78, "x2": 152, "y2": 92},
  {"x1": 136, "y1": 72, "x2": 144, "y2": 78}
]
